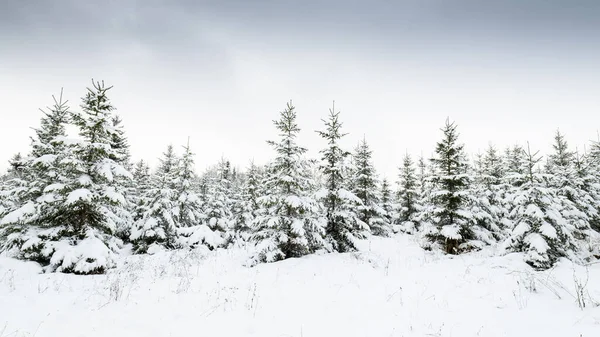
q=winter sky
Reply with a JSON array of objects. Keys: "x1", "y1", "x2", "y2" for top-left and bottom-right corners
[{"x1": 1, "y1": 0, "x2": 599, "y2": 178}]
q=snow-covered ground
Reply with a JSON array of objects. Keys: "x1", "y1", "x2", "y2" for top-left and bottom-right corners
[{"x1": 1, "y1": 235, "x2": 599, "y2": 337}]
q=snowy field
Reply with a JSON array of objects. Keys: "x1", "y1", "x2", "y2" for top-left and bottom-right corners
[{"x1": 1, "y1": 235, "x2": 599, "y2": 337}]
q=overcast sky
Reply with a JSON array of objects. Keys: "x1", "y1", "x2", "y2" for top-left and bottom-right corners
[{"x1": 1, "y1": 0, "x2": 599, "y2": 179}]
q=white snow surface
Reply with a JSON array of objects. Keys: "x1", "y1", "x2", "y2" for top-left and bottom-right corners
[{"x1": 1, "y1": 235, "x2": 600, "y2": 337}]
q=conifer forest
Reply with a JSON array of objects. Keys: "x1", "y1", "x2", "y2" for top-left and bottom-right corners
[{"x1": 2, "y1": 81, "x2": 599, "y2": 275}]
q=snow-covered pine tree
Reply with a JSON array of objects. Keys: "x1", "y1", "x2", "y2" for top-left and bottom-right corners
[
  {"x1": 250, "y1": 102, "x2": 325, "y2": 264},
  {"x1": 396, "y1": 153, "x2": 419, "y2": 233},
  {"x1": 504, "y1": 143, "x2": 574, "y2": 269},
  {"x1": 131, "y1": 159, "x2": 151, "y2": 222},
  {"x1": 0, "y1": 154, "x2": 30, "y2": 221},
  {"x1": 317, "y1": 103, "x2": 368, "y2": 253},
  {"x1": 352, "y1": 138, "x2": 391, "y2": 237},
  {"x1": 130, "y1": 145, "x2": 180, "y2": 253},
  {"x1": 545, "y1": 131, "x2": 595, "y2": 251},
  {"x1": 231, "y1": 161, "x2": 261, "y2": 244},
  {"x1": 2, "y1": 81, "x2": 132, "y2": 274},
  {"x1": 174, "y1": 142, "x2": 221, "y2": 250},
  {"x1": 1, "y1": 92, "x2": 70, "y2": 253},
  {"x1": 174, "y1": 143, "x2": 204, "y2": 228},
  {"x1": 587, "y1": 138, "x2": 600, "y2": 233},
  {"x1": 203, "y1": 158, "x2": 233, "y2": 237},
  {"x1": 422, "y1": 119, "x2": 474, "y2": 254},
  {"x1": 412, "y1": 155, "x2": 434, "y2": 230},
  {"x1": 571, "y1": 152, "x2": 600, "y2": 251},
  {"x1": 467, "y1": 144, "x2": 506, "y2": 242},
  {"x1": 504, "y1": 145, "x2": 526, "y2": 186},
  {"x1": 380, "y1": 178, "x2": 394, "y2": 226}
]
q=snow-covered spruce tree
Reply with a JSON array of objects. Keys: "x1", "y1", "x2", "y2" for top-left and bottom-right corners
[
  {"x1": 504, "y1": 143, "x2": 574, "y2": 269},
  {"x1": 352, "y1": 138, "x2": 391, "y2": 237},
  {"x1": 203, "y1": 158, "x2": 233, "y2": 237},
  {"x1": 571, "y1": 152, "x2": 600, "y2": 252},
  {"x1": 544, "y1": 131, "x2": 595, "y2": 250},
  {"x1": 317, "y1": 103, "x2": 368, "y2": 253},
  {"x1": 130, "y1": 145, "x2": 180, "y2": 253},
  {"x1": 173, "y1": 142, "x2": 221, "y2": 250},
  {"x1": 396, "y1": 153, "x2": 420, "y2": 233},
  {"x1": 504, "y1": 145, "x2": 526, "y2": 186},
  {"x1": 2, "y1": 81, "x2": 132, "y2": 274},
  {"x1": 1, "y1": 93, "x2": 70, "y2": 251},
  {"x1": 0, "y1": 153, "x2": 30, "y2": 221},
  {"x1": 231, "y1": 161, "x2": 262, "y2": 244},
  {"x1": 380, "y1": 178, "x2": 394, "y2": 226},
  {"x1": 413, "y1": 154, "x2": 435, "y2": 226},
  {"x1": 546, "y1": 130, "x2": 598, "y2": 240},
  {"x1": 422, "y1": 119, "x2": 475, "y2": 254},
  {"x1": 131, "y1": 159, "x2": 152, "y2": 221},
  {"x1": 250, "y1": 102, "x2": 326, "y2": 264},
  {"x1": 588, "y1": 139, "x2": 600, "y2": 233},
  {"x1": 174, "y1": 143, "x2": 204, "y2": 228},
  {"x1": 467, "y1": 144, "x2": 507, "y2": 242}
]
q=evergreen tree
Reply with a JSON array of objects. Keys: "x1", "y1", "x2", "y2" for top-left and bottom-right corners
[
  {"x1": 232, "y1": 161, "x2": 261, "y2": 243},
  {"x1": 0, "y1": 153, "x2": 30, "y2": 220},
  {"x1": 130, "y1": 145, "x2": 179, "y2": 253},
  {"x1": 380, "y1": 178, "x2": 394, "y2": 226},
  {"x1": 413, "y1": 155, "x2": 433, "y2": 228},
  {"x1": 504, "y1": 144, "x2": 526, "y2": 186},
  {"x1": 545, "y1": 131, "x2": 595, "y2": 249},
  {"x1": 204, "y1": 158, "x2": 233, "y2": 235},
  {"x1": 174, "y1": 143, "x2": 204, "y2": 228},
  {"x1": 251, "y1": 102, "x2": 325, "y2": 263},
  {"x1": 2, "y1": 81, "x2": 132, "y2": 274},
  {"x1": 175, "y1": 143, "x2": 221, "y2": 250},
  {"x1": 587, "y1": 139, "x2": 600, "y2": 233},
  {"x1": 1, "y1": 92, "x2": 70, "y2": 253},
  {"x1": 131, "y1": 159, "x2": 151, "y2": 222},
  {"x1": 396, "y1": 153, "x2": 419, "y2": 233},
  {"x1": 572, "y1": 152, "x2": 600, "y2": 236},
  {"x1": 504, "y1": 143, "x2": 574, "y2": 269},
  {"x1": 352, "y1": 138, "x2": 391, "y2": 236},
  {"x1": 317, "y1": 103, "x2": 368, "y2": 253},
  {"x1": 422, "y1": 119, "x2": 474, "y2": 254},
  {"x1": 468, "y1": 145, "x2": 506, "y2": 242}
]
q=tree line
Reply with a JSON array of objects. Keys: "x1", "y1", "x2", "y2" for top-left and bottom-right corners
[{"x1": 0, "y1": 80, "x2": 599, "y2": 274}]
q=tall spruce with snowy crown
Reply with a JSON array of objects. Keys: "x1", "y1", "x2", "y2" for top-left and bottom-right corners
[
  {"x1": 352, "y1": 138, "x2": 391, "y2": 236},
  {"x1": 423, "y1": 119, "x2": 474, "y2": 254},
  {"x1": 251, "y1": 102, "x2": 325, "y2": 263},
  {"x1": 2, "y1": 81, "x2": 132, "y2": 274},
  {"x1": 317, "y1": 103, "x2": 368, "y2": 253}
]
